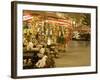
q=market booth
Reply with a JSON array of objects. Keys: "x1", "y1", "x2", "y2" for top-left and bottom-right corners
[{"x1": 23, "y1": 11, "x2": 73, "y2": 69}]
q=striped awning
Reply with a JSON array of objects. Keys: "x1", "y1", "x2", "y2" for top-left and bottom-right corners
[{"x1": 23, "y1": 15, "x2": 33, "y2": 21}]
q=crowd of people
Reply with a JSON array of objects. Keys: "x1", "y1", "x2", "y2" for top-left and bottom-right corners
[
  {"x1": 23, "y1": 22, "x2": 60, "y2": 69},
  {"x1": 22, "y1": 11, "x2": 91, "y2": 69},
  {"x1": 23, "y1": 14, "x2": 73, "y2": 69}
]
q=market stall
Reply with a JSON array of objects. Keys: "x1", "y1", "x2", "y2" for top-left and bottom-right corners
[{"x1": 23, "y1": 11, "x2": 73, "y2": 69}]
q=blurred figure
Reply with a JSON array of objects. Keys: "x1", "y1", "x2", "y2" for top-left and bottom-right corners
[
  {"x1": 27, "y1": 40, "x2": 33, "y2": 50},
  {"x1": 35, "y1": 55, "x2": 47, "y2": 68}
]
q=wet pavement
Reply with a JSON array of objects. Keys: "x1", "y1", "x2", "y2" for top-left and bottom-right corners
[{"x1": 55, "y1": 40, "x2": 91, "y2": 67}]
